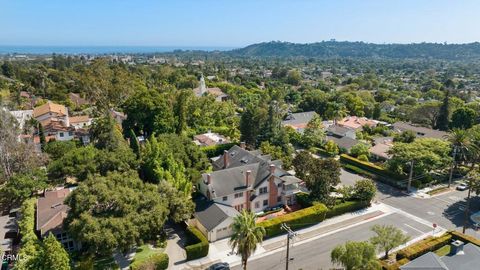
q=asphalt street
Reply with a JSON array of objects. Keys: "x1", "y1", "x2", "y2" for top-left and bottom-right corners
[
  {"x1": 232, "y1": 212, "x2": 433, "y2": 270},
  {"x1": 229, "y1": 171, "x2": 480, "y2": 270}
]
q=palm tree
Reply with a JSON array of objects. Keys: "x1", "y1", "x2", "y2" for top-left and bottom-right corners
[
  {"x1": 327, "y1": 102, "x2": 348, "y2": 125},
  {"x1": 229, "y1": 210, "x2": 266, "y2": 270},
  {"x1": 445, "y1": 129, "x2": 479, "y2": 186}
]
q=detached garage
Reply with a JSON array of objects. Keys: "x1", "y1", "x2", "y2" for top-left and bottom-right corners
[{"x1": 190, "y1": 202, "x2": 239, "y2": 242}]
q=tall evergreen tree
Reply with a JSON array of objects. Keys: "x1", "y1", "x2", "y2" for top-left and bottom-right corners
[
  {"x1": 38, "y1": 123, "x2": 46, "y2": 151},
  {"x1": 175, "y1": 90, "x2": 188, "y2": 135},
  {"x1": 436, "y1": 90, "x2": 450, "y2": 131},
  {"x1": 128, "y1": 129, "x2": 141, "y2": 158},
  {"x1": 40, "y1": 234, "x2": 71, "y2": 270}
]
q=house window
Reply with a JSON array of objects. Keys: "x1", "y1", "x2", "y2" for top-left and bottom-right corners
[
  {"x1": 277, "y1": 196, "x2": 282, "y2": 203},
  {"x1": 259, "y1": 187, "x2": 268, "y2": 194},
  {"x1": 68, "y1": 131, "x2": 73, "y2": 136},
  {"x1": 263, "y1": 199, "x2": 268, "y2": 206},
  {"x1": 277, "y1": 183, "x2": 282, "y2": 188},
  {"x1": 222, "y1": 196, "x2": 228, "y2": 201},
  {"x1": 59, "y1": 132, "x2": 64, "y2": 137},
  {"x1": 234, "y1": 204, "x2": 244, "y2": 211},
  {"x1": 217, "y1": 229, "x2": 222, "y2": 233},
  {"x1": 255, "y1": 201, "x2": 260, "y2": 208},
  {"x1": 234, "y1": 192, "x2": 243, "y2": 198}
]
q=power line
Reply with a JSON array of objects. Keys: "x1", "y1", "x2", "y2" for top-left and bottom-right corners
[{"x1": 281, "y1": 223, "x2": 297, "y2": 270}]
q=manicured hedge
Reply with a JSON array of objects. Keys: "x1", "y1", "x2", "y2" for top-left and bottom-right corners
[
  {"x1": 450, "y1": 230, "x2": 480, "y2": 247},
  {"x1": 341, "y1": 156, "x2": 406, "y2": 189},
  {"x1": 130, "y1": 253, "x2": 169, "y2": 270},
  {"x1": 325, "y1": 200, "x2": 369, "y2": 219},
  {"x1": 200, "y1": 142, "x2": 236, "y2": 158},
  {"x1": 259, "y1": 203, "x2": 329, "y2": 238},
  {"x1": 185, "y1": 226, "x2": 209, "y2": 261},
  {"x1": 396, "y1": 234, "x2": 452, "y2": 260}
]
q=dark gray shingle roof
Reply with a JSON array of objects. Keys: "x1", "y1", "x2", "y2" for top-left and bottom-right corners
[{"x1": 194, "y1": 202, "x2": 239, "y2": 231}]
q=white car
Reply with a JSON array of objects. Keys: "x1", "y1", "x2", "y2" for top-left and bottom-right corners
[{"x1": 456, "y1": 183, "x2": 468, "y2": 191}]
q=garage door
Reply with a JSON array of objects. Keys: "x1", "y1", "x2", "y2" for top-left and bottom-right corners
[{"x1": 215, "y1": 226, "x2": 232, "y2": 240}]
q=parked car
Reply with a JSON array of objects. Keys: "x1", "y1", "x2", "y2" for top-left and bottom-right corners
[
  {"x1": 456, "y1": 183, "x2": 468, "y2": 191},
  {"x1": 208, "y1": 262, "x2": 230, "y2": 270}
]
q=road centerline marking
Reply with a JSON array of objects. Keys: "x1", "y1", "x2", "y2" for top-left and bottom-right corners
[{"x1": 403, "y1": 223, "x2": 426, "y2": 234}]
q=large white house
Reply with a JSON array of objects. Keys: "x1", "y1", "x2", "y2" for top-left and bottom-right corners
[{"x1": 192, "y1": 145, "x2": 305, "y2": 242}]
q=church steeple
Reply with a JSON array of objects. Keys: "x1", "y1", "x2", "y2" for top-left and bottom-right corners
[{"x1": 199, "y1": 74, "x2": 207, "y2": 95}]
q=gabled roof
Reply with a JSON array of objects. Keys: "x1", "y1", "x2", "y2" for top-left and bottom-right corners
[
  {"x1": 326, "y1": 135, "x2": 360, "y2": 150},
  {"x1": 194, "y1": 201, "x2": 239, "y2": 231},
  {"x1": 327, "y1": 125, "x2": 354, "y2": 137},
  {"x1": 282, "y1": 111, "x2": 317, "y2": 129},
  {"x1": 400, "y1": 252, "x2": 448, "y2": 270},
  {"x1": 338, "y1": 116, "x2": 378, "y2": 130},
  {"x1": 392, "y1": 122, "x2": 448, "y2": 139},
  {"x1": 69, "y1": 115, "x2": 90, "y2": 124},
  {"x1": 212, "y1": 145, "x2": 268, "y2": 170},
  {"x1": 33, "y1": 101, "x2": 67, "y2": 118},
  {"x1": 442, "y1": 243, "x2": 480, "y2": 270},
  {"x1": 36, "y1": 188, "x2": 72, "y2": 236},
  {"x1": 205, "y1": 145, "x2": 299, "y2": 198}
]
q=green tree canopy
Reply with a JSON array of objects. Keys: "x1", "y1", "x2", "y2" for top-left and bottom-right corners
[
  {"x1": 451, "y1": 107, "x2": 477, "y2": 130},
  {"x1": 370, "y1": 224, "x2": 410, "y2": 258},
  {"x1": 65, "y1": 171, "x2": 169, "y2": 255},
  {"x1": 387, "y1": 138, "x2": 451, "y2": 176},
  {"x1": 331, "y1": 241, "x2": 381, "y2": 270},
  {"x1": 302, "y1": 114, "x2": 325, "y2": 148}
]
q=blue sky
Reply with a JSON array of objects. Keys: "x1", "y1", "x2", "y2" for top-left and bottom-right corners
[{"x1": 1, "y1": 0, "x2": 479, "y2": 46}]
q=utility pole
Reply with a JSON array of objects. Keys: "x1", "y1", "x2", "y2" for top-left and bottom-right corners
[
  {"x1": 448, "y1": 145, "x2": 457, "y2": 188},
  {"x1": 407, "y1": 160, "x2": 414, "y2": 192},
  {"x1": 281, "y1": 223, "x2": 297, "y2": 270}
]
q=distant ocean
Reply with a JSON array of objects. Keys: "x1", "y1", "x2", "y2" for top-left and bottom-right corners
[{"x1": 0, "y1": 46, "x2": 236, "y2": 55}]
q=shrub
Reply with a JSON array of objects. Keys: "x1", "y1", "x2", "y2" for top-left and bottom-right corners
[
  {"x1": 353, "y1": 179, "x2": 376, "y2": 203},
  {"x1": 357, "y1": 154, "x2": 369, "y2": 162},
  {"x1": 185, "y1": 227, "x2": 209, "y2": 260},
  {"x1": 130, "y1": 253, "x2": 169, "y2": 270},
  {"x1": 396, "y1": 234, "x2": 452, "y2": 260},
  {"x1": 296, "y1": 192, "x2": 314, "y2": 207},
  {"x1": 325, "y1": 200, "x2": 368, "y2": 219},
  {"x1": 200, "y1": 142, "x2": 236, "y2": 158},
  {"x1": 259, "y1": 203, "x2": 328, "y2": 238}
]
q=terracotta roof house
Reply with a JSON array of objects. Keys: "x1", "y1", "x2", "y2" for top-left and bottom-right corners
[
  {"x1": 33, "y1": 101, "x2": 67, "y2": 119},
  {"x1": 36, "y1": 188, "x2": 80, "y2": 251},
  {"x1": 392, "y1": 122, "x2": 448, "y2": 140},
  {"x1": 282, "y1": 111, "x2": 317, "y2": 133},
  {"x1": 193, "y1": 75, "x2": 228, "y2": 102},
  {"x1": 337, "y1": 116, "x2": 379, "y2": 131},
  {"x1": 69, "y1": 115, "x2": 91, "y2": 129}
]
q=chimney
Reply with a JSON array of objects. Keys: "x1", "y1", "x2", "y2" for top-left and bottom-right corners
[
  {"x1": 245, "y1": 170, "x2": 251, "y2": 187},
  {"x1": 269, "y1": 164, "x2": 275, "y2": 175},
  {"x1": 240, "y1": 142, "x2": 246, "y2": 149},
  {"x1": 206, "y1": 173, "x2": 212, "y2": 185},
  {"x1": 450, "y1": 240, "x2": 465, "y2": 255},
  {"x1": 245, "y1": 170, "x2": 252, "y2": 211},
  {"x1": 223, "y1": 150, "x2": 229, "y2": 169}
]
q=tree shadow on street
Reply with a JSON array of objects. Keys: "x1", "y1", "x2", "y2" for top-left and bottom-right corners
[{"x1": 442, "y1": 195, "x2": 480, "y2": 228}]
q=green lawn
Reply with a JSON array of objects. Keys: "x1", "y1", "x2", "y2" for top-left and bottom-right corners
[
  {"x1": 130, "y1": 244, "x2": 164, "y2": 267},
  {"x1": 434, "y1": 245, "x2": 451, "y2": 256}
]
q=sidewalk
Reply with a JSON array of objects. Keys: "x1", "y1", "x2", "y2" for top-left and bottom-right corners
[{"x1": 180, "y1": 203, "x2": 392, "y2": 270}]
